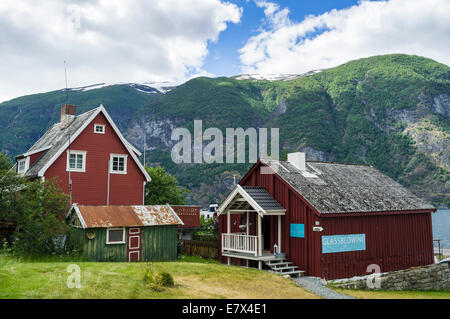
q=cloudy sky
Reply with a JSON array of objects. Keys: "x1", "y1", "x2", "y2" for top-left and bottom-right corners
[{"x1": 0, "y1": 0, "x2": 449, "y2": 102}]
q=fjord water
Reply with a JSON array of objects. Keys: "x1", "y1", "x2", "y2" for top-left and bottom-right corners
[{"x1": 433, "y1": 210, "x2": 450, "y2": 249}]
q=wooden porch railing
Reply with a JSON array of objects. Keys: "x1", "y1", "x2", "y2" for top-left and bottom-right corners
[{"x1": 222, "y1": 233, "x2": 258, "y2": 256}]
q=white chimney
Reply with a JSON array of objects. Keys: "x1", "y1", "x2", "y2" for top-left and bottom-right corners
[
  {"x1": 287, "y1": 152, "x2": 306, "y2": 171},
  {"x1": 60, "y1": 104, "x2": 77, "y2": 129}
]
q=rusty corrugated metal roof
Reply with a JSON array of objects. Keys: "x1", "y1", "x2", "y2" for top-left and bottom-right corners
[{"x1": 74, "y1": 205, "x2": 183, "y2": 228}]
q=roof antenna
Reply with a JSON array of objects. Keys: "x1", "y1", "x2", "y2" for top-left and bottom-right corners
[
  {"x1": 143, "y1": 132, "x2": 146, "y2": 167},
  {"x1": 64, "y1": 60, "x2": 69, "y2": 104},
  {"x1": 64, "y1": 60, "x2": 73, "y2": 205}
]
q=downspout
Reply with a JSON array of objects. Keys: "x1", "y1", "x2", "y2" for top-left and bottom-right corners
[
  {"x1": 142, "y1": 181, "x2": 146, "y2": 205},
  {"x1": 106, "y1": 159, "x2": 110, "y2": 205}
]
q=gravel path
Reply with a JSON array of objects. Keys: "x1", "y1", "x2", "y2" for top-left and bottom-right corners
[{"x1": 292, "y1": 276, "x2": 356, "y2": 299}]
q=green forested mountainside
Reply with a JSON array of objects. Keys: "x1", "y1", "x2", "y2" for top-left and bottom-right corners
[
  {"x1": 0, "y1": 85, "x2": 156, "y2": 155},
  {"x1": 1, "y1": 54, "x2": 449, "y2": 207}
]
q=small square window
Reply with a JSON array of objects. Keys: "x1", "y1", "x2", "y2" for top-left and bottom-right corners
[{"x1": 94, "y1": 124, "x2": 105, "y2": 134}]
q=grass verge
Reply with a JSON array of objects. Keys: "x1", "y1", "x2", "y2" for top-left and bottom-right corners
[{"x1": 0, "y1": 254, "x2": 318, "y2": 299}]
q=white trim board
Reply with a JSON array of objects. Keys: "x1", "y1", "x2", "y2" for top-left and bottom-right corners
[
  {"x1": 67, "y1": 205, "x2": 88, "y2": 229},
  {"x1": 21, "y1": 145, "x2": 52, "y2": 157},
  {"x1": 216, "y1": 184, "x2": 285, "y2": 218}
]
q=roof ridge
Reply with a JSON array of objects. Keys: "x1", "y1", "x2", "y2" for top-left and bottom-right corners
[{"x1": 306, "y1": 160, "x2": 371, "y2": 167}]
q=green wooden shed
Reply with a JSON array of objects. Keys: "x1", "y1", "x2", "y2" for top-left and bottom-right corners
[{"x1": 66, "y1": 204, "x2": 184, "y2": 262}]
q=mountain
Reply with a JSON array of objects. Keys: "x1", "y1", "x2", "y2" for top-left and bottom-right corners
[{"x1": 1, "y1": 54, "x2": 449, "y2": 208}]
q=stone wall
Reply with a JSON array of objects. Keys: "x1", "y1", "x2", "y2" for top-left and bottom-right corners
[{"x1": 329, "y1": 263, "x2": 450, "y2": 291}]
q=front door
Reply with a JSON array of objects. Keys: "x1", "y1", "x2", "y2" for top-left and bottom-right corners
[
  {"x1": 127, "y1": 228, "x2": 141, "y2": 262},
  {"x1": 263, "y1": 217, "x2": 271, "y2": 251}
]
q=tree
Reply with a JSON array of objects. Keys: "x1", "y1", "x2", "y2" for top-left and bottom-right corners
[
  {"x1": 0, "y1": 152, "x2": 12, "y2": 172},
  {"x1": 144, "y1": 166, "x2": 189, "y2": 205},
  {"x1": 0, "y1": 173, "x2": 70, "y2": 255}
]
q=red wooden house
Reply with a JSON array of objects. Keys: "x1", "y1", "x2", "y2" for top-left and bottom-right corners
[
  {"x1": 217, "y1": 152, "x2": 436, "y2": 279},
  {"x1": 15, "y1": 104, "x2": 150, "y2": 205}
]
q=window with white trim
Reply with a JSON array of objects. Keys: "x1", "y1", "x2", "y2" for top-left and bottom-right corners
[
  {"x1": 106, "y1": 227, "x2": 125, "y2": 244},
  {"x1": 94, "y1": 124, "x2": 105, "y2": 134},
  {"x1": 66, "y1": 150, "x2": 87, "y2": 172},
  {"x1": 110, "y1": 154, "x2": 127, "y2": 174},
  {"x1": 17, "y1": 157, "x2": 29, "y2": 174}
]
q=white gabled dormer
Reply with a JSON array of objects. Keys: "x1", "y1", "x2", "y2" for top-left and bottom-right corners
[{"x1": 17, "y1": 156, "x2": 30, "y2": 175}]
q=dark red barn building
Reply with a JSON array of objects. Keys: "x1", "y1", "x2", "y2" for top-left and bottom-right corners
[
  {"x1": 217, "y1": 152, "x2": 436, "y2": 279},
  {"x1": 15, "y1": 104, "x2": 150, "y2": 205}
]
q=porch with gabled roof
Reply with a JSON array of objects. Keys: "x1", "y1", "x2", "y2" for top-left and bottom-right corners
[{"x1": 217, "y1": 185, "x2": 286, "y2": 269}]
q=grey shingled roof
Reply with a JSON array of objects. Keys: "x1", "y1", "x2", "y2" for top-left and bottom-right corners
[
  {"x1": 242, "y1": 186, "x2": 285, "y2": 211},
  {"x1": 260, "y1": 158, "x2": 435, "y2": 214},
  {"x1": 23, "y1": 108, "x2": 99, "y2": 178}
]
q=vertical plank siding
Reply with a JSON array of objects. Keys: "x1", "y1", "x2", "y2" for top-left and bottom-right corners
[
  {"x1": 183, "y1": 240, "x2": 218, "y2": 259},
  {"x1": 70, "y1": 225, "x2": 178, "y2": 262},
  {"x1": 141, "y1": 225, "x2": 178, "y2": 261},
  {"x1": 217, "y1": 161, "x2": 436, "y2": 279},
  {"x1": 318, "y1": 213, "x2": 434, "y2": 279}
]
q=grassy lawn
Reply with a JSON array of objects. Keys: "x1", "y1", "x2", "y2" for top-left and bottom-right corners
[
  {"x1": 332, "y1": 288, "x2": 450, "y2": 299},
  {"x1": 0, "y1": 254, "x2": 318, "y2": 299}
]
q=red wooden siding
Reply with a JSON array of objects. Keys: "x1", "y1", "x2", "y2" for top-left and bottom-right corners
[
  {"x1": 29, "y1": 150, "x2": 46, "y2": 167},
  {"x1": 218, "y1": 161, "x2": 435, "y2": 279},
  {"x1": 45, "y1": 112, "x2": 145, "y2": 205},
  {"x1": 171, "y1": 206, "x2": 200, "y2": 228},
  {"x1": 319, "y1": 213, "x2": 434, "y2": 279},
  {"x1": 218, "y1": 212, "x2": 248, "y2": 266}
]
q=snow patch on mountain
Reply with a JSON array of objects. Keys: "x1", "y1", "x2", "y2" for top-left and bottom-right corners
[
  {"x1": 233, "y1": 70, "x2": 324, "y2": 81},
  {"x1": 68, "y1": 80, "x2": 182, "y2": 95}
]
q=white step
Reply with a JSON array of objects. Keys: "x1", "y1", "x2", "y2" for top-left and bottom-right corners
[
  {"x1": 265, "y1": 258, "x2": 289, "y2": 265},
  {"x1": 281, "y1": 270, "x2": 305, "y2": 277},
  {"x1": 273, "y1": 266, "x2": 298, "y2": 271},
  {"x1": 269, "y1": 270, "x2": 305, "y2": 277},
  {"x1": 270, "y1": 262, "x2": 293, "y2": 268}
]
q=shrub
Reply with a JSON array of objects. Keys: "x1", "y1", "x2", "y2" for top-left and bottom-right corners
[
  {"x1": 143, "y1": 263, "x2": 174, "y2": 291},
  {"x1": 155, "y1": 270, "x2": 174, "y2": 287}
]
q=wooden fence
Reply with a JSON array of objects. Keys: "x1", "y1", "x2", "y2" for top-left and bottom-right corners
[{"x1": 183, "y1": 240, "x2": 218, "y2": 259}]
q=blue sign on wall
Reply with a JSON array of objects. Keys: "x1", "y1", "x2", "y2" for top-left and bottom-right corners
[
  {"x1": 322, "y1": 234, "x2": 366, "y2": 253},
  {"x1": 290, "y1": 224, "x2": 305, "y2": 238}
]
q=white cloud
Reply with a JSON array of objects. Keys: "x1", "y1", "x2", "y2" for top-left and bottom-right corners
[
  {"x1": 0, "y1": 0, "x2": 242, "y2": 102},
  {"x1": 239, "y1": 0, "x2": 450, "y2": 74}
]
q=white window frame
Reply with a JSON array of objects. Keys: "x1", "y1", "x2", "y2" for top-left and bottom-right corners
[
  {"x1": 17, "y1": 157, "x2": 30, "y2": 175},
  {"x1": 109, "y1": 154, "x2": 128, "y2": 174},
  {"x1": 66, "y1": 150, "x2": 87, "y2": 172},
  {"x1": 106, "y1": 227, "x2": 126, "y2": 244},
  {"x1": 94, "y1": 124, "x2": 105, "y2": 134}
]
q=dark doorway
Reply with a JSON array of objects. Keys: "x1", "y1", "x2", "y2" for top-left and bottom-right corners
[{"x1": 262, "y1": 217, "x2": 271, "y2": 251}]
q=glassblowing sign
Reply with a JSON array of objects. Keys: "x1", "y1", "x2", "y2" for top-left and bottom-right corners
[{"x1": 322, "y1": 234, "x2": 366, "y2": 253}]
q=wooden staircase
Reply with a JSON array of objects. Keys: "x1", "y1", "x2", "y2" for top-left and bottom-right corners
[{"x1": 264, "y1": 257, "x2": 305, "y2": 277}]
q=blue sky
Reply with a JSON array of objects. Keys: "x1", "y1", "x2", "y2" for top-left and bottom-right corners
[
  {"x1": 0, "y1": 0, "x2": 449, "y2": 102},
  {"x1": 203, "y1": 0, "x2": 362, "y2": 76}
]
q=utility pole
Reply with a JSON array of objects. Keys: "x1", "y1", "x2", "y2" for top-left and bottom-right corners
[{"x1": 143, "y1": 131, "x2": 146, "y2": 167}]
